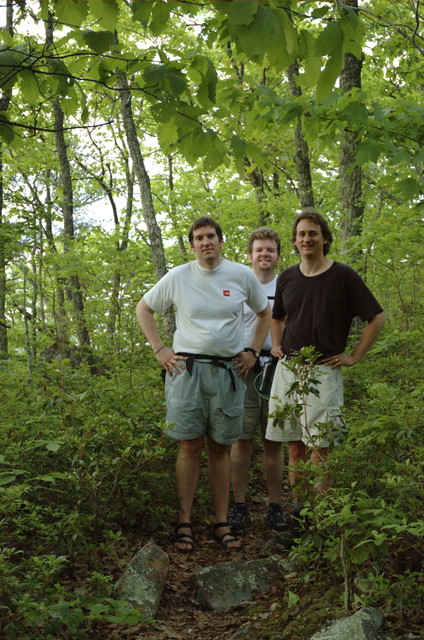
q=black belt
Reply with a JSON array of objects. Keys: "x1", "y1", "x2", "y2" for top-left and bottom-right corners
[{"x1": 176, "y1": 352, "x2": 237, "y2": 391}]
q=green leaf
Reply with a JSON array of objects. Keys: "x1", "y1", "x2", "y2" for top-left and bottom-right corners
[
  {"x1": 19, "y1": 69, "x2": 40, "y2": 103},
  {"x1": 46, "y1": 440, "x2": 61, "y2": 452},
  {"x1": 226, "y1": 1, "x2": 258, "y2": 26},
  {"x1": 355, "y1": 140, "x2": 382, "y2": 164},
  {"x1": 231, "y1": 136, "x2": 246, "y2": 158},
  {"x1": 88, "y1": 0, "x2": 120, "y2": 31},
  {"x1": 311, "y1": 6, "x2": 330, "y2": 18},
  {"x1": 149, "y1": 1, "x2": 173, "y2": 36},
  {"x1": 166, "y1": 69, "x2": 187, "y2": 97},
  {"x1": 288, "y1": 590, "x2": 300, "y2": 608},
  {"x1": 81, "y1": 30, "x2": 115, "y2": 54},
  {"x1": 53, "y1": 0, "x2": 89, "y2": 26},
  {"x1": 315, "y1": 21, "x2": 343, "y2": 56},
  {"x1": 0, "y1": 475, "x2": 17, "y2": 486},
  {"x1": 203, "y1": 140, "x2": 228, "y2": 172},
  {"x1": 340, "y1": 101, "x2": 368, "y2": 125},
  {"x1": 157, "y1": 120, "x2": 179, "y2": 152},
  {"x1": 189, "y1": 56, "x2": 217, "y2": 108},
  {"x1": 316, "y1": 48, "x2": 343, "y2": 102},
  {"x1": 0, "y1": 114, "x2": 15, "y2": 144},
  {"x1": 302, "y1": 114, "x2": 320, "y2": 146},
  {"x1": 144, "y1": 64, "x2": 167, "y2": 90},
  {"x1": 0, "y1": 28, "x2": 14, "y2": 47},
  {"x1": 394, "y1": 178, "x2": 421, "y2": 199},
  {"x1": 245, "y1": 141, "x2": 268, "y2": 169},
  {"x1": 180, "y1": 128, "x2": 215, "y2": 161},
  {"x1": 277, "y1": 8, "x2": 298, "y2": 56},
  {"x1": 150, "y1": 99, "x2": 177, "y2": 123},
  {"x1": 144, "y1": 64, "x2": 186, "y2": 97},
  {"x1": 233, "y1": 5, "x2": 281, "y2": 59},
  {"x1": 48, "y1": 601, "x2": 84, "y2": 633},
  {"x1": 132, "y1": 0, "x2": 154, "y2": 25}
]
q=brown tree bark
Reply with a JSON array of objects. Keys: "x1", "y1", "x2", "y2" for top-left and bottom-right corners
[
  {"x1": 287, "y1": 61, "x2": 315, "y2": 209},
  {"x1": 52, "y1": 99, "x2": 92, "y2": 352},
  {"x1": 0, "y1": 148, "x2": 9, "y2": 358},
  {"x1": 45, "y1": 12, "x2": 91, "y2": 354},
  {"x1": 0, "y1": 0, "x2": 13, "y2": 358},
  {"x1": 116, "y1": 69, "x2": 176, "y2": 339},
  {"x1": 339, "y1": 0, "x2": 364, "y2": 251},
  {"x1": 19, "y1": 169, "x2": 69, "y2": 344},
  {"x1": 168, "y1": 155, "x2": 188, "y2": 261}
]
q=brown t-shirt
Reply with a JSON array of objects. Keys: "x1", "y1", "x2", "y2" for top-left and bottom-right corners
[{"x1": 273, "y1": 262, "x2": 383, "y2": 358}]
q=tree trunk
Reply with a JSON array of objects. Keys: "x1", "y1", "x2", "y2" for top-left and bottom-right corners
[
  {"x1": 339, "y1": 0, "x2": 364, "y2": 252},
  {"x1": 116, "y1": 69, "x2": 176, "y2": 339},
  {"x1": 287, "y1": 61, "x2": 315, "y2": 208},
  {"x1": 0, "y1": 147, "x2": 8, "y2": 358},
  {"x1": 52, "y1": 100, "x2": 91, "y2": 352},
  {"x1": 45, "y1": 12, "x2": 91, "y2": 354},
  {"x1": 168, "y1": 156, "x2": 188, "y2": 261},
  {"x1": 109, "y1": 153, "x2": 134, "y2": 344},
  {"x1": 21, "y1": 169, "x2": 70, "y2": 345},
  {"x1": 0, "y1": 1, "x2": 13, "y2": 358}
]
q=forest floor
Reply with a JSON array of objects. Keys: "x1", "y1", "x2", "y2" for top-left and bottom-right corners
[{"x1": 86, "y1": 451, "x2": 424, "y2": 640}]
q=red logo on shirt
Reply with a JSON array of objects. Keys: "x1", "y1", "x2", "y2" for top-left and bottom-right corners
[{"x1": 223, "y1": 290, "x2": 230, "y2": 296}]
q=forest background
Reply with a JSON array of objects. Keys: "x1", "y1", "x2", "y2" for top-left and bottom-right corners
[{"x1": 0, "y1": 0, "x2": 422, "y2": 639}]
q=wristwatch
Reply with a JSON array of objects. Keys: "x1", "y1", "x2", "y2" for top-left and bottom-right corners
[{"x1": 244, "y1": 347, "x2": 260, "y2": 358}]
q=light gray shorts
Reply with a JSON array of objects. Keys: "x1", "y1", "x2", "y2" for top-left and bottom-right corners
[
  {"x1": 265, "y1": 360, "x2": 345, "y2": 448},
  {"x1": 239, "y1": 368, "x2": 269, "y2": 440},
  {"x1": 165, "y1": 360, "x2": 246, "y2": 445}
]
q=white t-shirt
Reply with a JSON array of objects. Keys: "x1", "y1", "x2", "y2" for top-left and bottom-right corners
[
  {"x1": 243, "y1": 275, "x2": 276, "y2": 352},
  {"x1": 144, "y1": 259, "x2": 268, "y2": 356}
]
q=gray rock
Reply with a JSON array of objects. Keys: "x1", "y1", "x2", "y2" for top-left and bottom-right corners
[
  {"x1": 113, "y1": 541, "x2": 169, "y2": 619},
  {"x1": 229, "y1": 624, "x2": 253, "y2": 639},
  {"x1": 260, "y1": 532, "x2": 294, "y2": 555},
  {"x1": 309, "y1": 607, "x2": 392, "y2": 640},
  {"x1": 192, "y1": 555, "x2": 295, "y2": 611}
]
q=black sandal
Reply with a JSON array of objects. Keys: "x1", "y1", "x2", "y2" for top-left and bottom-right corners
[
  {"x1": 173, "y1": 522, "x2": 194, "y2": 553},
  {"x1": 213, "y1": 521, "x2": 242, "y2": 551}
]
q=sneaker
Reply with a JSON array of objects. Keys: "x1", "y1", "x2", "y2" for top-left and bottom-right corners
[
  {"x1": 266, "y1": 503, "x2": 290, "y2": 532},
  {"x1": 228, "y1": 503, "x2": 250, "y2": 532}
]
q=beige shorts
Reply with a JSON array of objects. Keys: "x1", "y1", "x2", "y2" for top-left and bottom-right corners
[{"x1": 265, "y1": 360, "x2": 345, "y2": 448}]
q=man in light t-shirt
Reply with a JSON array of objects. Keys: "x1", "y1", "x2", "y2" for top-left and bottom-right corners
[
  {"x1": 229, "y1": 228, "x2": 289, "y2": 533},
  {"x1": 136, "y1": 216, "x2": 270, "y2": 552}
]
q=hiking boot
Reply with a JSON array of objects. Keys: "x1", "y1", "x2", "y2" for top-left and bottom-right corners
[
  {"x1": 266, "y1": 503, "x2": 290, "y2": 532},
  {"x1": 228, "y1": 503, "x2": 250, "y2": 532}
]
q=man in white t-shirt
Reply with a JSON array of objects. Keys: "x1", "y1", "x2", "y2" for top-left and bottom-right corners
[
  {"x1": 136, "y1": 217, "x2": 271, "y2": 552},
  {"x1": 229, "y1": 228, "x2": 288, "y2": 533}
]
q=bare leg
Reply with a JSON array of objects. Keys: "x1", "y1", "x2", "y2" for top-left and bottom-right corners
[
  {"x1": 230, "y1": 438, "x2": 253, "y2": 503},
  {"x1": 175, "y1": 436, "x2": 204, "y2": 550},
  {"x1": 263, "y1": 439, "x2": 284, "y2": 504},
  {"x1": 207, "y1": 435, "x2": 242, "y2": 549}
]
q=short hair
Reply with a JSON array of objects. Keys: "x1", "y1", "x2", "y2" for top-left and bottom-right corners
[
  {"x1": 248, "y1": 227, "x2": 281, "y2": 255},
  {"x1": 188, "y1": 216, "x2": 223, "y2": 244},
  {"x1": 292, "y1": 208, "x2": 333, "y2": 256}
]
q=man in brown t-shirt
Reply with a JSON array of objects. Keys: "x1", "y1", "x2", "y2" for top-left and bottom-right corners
[{"x1": 265, "y1": 209, "x2": 385, "y2": 510}]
